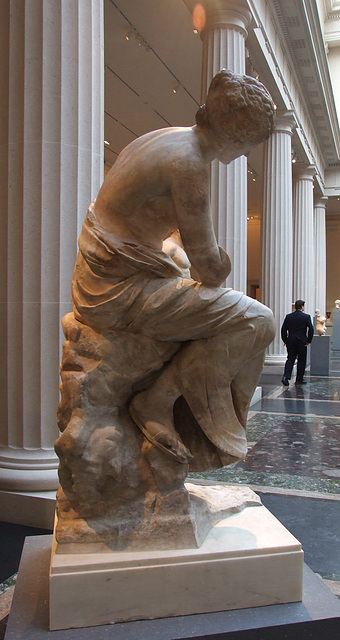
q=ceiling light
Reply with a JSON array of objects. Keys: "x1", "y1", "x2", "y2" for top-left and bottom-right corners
[
  {"x1": 193, "y1": 28, "x2": 199, "y2": 34},
  {"x1": 104, "y1": 140, "x2": 110, "y2": 146},
  {"x1": 192, "y1": 3, "x2": 206, "y2": 32}
]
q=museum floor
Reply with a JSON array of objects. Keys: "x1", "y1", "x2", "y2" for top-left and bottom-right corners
[{"x1": 1, "y1": 351, "x2": 340, "y2": 637}]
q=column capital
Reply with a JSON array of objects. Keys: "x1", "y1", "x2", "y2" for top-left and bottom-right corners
[
  {"x1": 293, "y1": 163, "x2": 316, "y2": 182},
  {"x1": 314, "y1": 195, "x2": 328, "y2": 209},
  {"x1": 185, "y1": 0, "x2": 252, "y2": 36},
  {"x1": 273, "y1": 110, "x2": 298, "y2": 135}
]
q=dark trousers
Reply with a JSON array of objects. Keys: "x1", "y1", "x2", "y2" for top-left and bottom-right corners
[{"x1": 283, "y1": 339, "x2": 307, "y2": 381}]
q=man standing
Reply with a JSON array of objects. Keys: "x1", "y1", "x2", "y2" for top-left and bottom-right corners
[{"x1": 281, "y1": 300, "x2": 314, "y2": 386}]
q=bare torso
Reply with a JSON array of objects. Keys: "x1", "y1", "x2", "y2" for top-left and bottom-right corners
[
  {"x1": 96, "y1": 127, "x2": 203, "y2": 246},
  {"x1": 95, "y1": 125, "x2": 231, "y2": 286}
]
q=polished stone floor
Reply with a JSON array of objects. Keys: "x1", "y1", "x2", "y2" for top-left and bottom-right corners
[
  {"x1": 190, "y1": 352, "x2": 340, "y2": 495},
  {"x1": 1, "y1": 351, "x2": 340, "y2": 639}
]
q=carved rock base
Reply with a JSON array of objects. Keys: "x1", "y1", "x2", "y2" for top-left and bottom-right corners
[{"x1": 54, "y1": 482, "x2": 261, "y2": 552}]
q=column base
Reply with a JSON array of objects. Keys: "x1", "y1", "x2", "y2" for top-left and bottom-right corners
[
  {"x1": 264, "y1": 354, "x2": 287, "y2": 365},
  {"x1": 0, "y1": 489, "x2": 56, "y2": 529},
  {"x1": 0, "y1": 447, "x2": 59, "y2": 492},
  {"x1": 250, "y1": 386, "x2": 262, "y2": 406}
]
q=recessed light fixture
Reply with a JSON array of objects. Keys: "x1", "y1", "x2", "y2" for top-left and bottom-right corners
[
  {"x1": 104, "y1": 140, "x2": 111, "y2": 146},
  {"x1": 193, "y1": 28, "x2": 199, "y2": 34}
]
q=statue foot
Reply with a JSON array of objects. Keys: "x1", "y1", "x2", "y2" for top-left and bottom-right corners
[{"x1": 129, "y1": 399, "x2": 192, "y2": 464}]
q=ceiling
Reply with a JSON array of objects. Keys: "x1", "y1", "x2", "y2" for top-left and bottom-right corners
[
  {"x1": 103, "y1": 0, "x2": 340, "y2": 217},
  {"x1": 104, "y1": 0, "x2": 202, "y2": 165}
]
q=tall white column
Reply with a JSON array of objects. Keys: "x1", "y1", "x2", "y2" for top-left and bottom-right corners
[
  {"x1": 0, "y1": 1, "x2": 104, "y2": 494},
  {"x1": 261, "y1": 112, "x2": 296, "y2": 363},
  {"x1": 292, "y1": 164, "x2": 316, "y2": 317},
  {"x1": 314, "y1": 197, "x2": 327, "y2": 317},
  {"x1": 198, "y1": 1, "x2": 251, "y2": 291}
]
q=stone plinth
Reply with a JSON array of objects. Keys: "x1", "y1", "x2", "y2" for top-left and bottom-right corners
[
  {"x1": 310, "y1": 336, "x2": 331, "y2": 376},
  {"x1": 49, "y1": 495, "x2": 303, "y2": 631},
  {"x1": 10, "y1": 535, "x2": 340, "y2": 640},
  {"x1": 332, "y1": 308, "x2": 340, "y2": 350}
]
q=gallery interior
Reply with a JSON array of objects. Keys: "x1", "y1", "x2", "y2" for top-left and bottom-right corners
[{"x1": 1, "y1": 0, "x2": 340, "y2": 638}]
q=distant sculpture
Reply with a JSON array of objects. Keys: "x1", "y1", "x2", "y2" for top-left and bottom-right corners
[
  {"x1": 315, "y1": 309, "x2": 327, "y2": 336},
  {"x1": 55, "y1": 70, "x2": 276, "y2": 550}
]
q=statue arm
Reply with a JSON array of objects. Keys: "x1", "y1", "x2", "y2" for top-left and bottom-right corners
[{"x1": 171, "y1": 162, "x2": 231, "y2": 287}]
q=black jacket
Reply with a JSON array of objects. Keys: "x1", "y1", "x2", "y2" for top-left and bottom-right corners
[{"x1": 281, "y1": 309, "x2": 314, "y2": 345}]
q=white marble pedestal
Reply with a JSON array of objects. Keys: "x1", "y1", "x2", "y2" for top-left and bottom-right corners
[{"x1": 49, "y1": 502, "x2": 303, "y2": 631}]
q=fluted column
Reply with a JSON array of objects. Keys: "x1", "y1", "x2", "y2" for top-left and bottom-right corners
[
  {"x1": 0, "y1": 1, "x2": 104, "y2": 493},
  {"x1": 196, "y1": 0, "x2": 252, "y2": 291},
  {"x1": 314, "y1": 197, "x2": 327, "y2": 317},
  {"x1": 292, "y1": 164, "x2": 316, "y2": 317},
  {"x1": 261, "y1": 112, "x2": 296, "y2": 363}
]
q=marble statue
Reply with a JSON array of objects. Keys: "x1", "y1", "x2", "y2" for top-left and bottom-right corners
[
  {"x1": 162, "y1": 230, "x2": 192, "y2": 279},
  {"x1": 315, "y1": 309, "x2": 327, "y2": 336},
  {"x1": 55, "y1": 70, "x2": 276, "y2": 550}
]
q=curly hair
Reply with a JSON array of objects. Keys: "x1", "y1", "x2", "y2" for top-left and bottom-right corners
[{"x1": 196, "y1": 69, "x2": 275, "y2": 146}]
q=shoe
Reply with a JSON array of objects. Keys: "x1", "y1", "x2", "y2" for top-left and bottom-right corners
[
  {"x1": 281, "y1": 376, "x2": 289, "y2": 386},
  {"x1": 295, "y1": 379, "x2": 306, "y2": 385}
]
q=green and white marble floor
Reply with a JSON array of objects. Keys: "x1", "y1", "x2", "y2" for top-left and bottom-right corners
[{"x1": 190, "y1": 353, "x2": 340, "y2": 496}]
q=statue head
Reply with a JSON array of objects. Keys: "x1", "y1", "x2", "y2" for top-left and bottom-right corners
[{"x1": 196, "y1": 69, "x2": 275, "y2": 150}]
